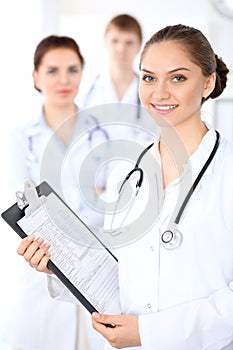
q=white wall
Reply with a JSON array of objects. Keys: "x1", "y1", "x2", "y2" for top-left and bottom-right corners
[{"x1": 0, "y1": 2, "x2": 44, "y2": 347}]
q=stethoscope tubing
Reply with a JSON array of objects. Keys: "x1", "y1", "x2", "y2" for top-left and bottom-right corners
[
  {"x1": 83, "y1": 73, "x2": 141, "y2": 120},
  {"x1": 111, "y1": 130, "x2": 220, "y2": 249},
  {"x1": 174, "y1": 130, "x2": 220, "y2": 225}
]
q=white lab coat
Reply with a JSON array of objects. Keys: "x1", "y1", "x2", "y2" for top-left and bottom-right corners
[
  {"x1": 8, "y1": 109, "x2": 102, "y2": 194},
  {"x1": 5, "y1": 112, "x2": 78, "y2": 350},
  {"x1": 75, "y1": 71, "x2": 159, "y2": 155},
  {"x1": 60, "y1": 111, "x2": 159, "y2": 231},
  {"x1": 76, "y1": 70, "x2": 139, "y2": 112},
  {"x1": 49, "y1": 127, "x2": 233, "y2": 350},
  {"x1": 6, "y1": 110, "x2": 110, "y2": 350},
  {"x1": 7, "y1": 105, "x2": 155, "y2": 350}
]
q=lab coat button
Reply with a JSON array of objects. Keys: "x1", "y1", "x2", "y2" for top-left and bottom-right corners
[
  {"x1": 147, "y1": 303, "x2": 151, "y2": 309},
  {"x1": 150, "y1": 246, "x2": 154, "y2": 252}
]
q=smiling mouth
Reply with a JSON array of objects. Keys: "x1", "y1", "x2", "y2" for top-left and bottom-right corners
[{"x1": 153, "y1": 104, "x2": 178, "y2": 111}]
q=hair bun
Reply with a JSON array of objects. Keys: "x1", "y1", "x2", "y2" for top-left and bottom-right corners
[{"x1": 210, "y1": 54, "x2": 229, "y2": 99}]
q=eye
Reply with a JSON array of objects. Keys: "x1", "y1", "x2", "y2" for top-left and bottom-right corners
[
  {"x1": 69, "y1": 67, "x2": 79, "y2": 74},
  {"x1": 126, "y1": 40, "x2": 135, "y2": 47},
  {"x1": 47, "y1": 68, "x2": 57, "y2": 75},
  {"x1": 111, "y1": 38, "x2": 119, "y2": 44},
  {"x1": 142, "y1": 74, "x2": 155, "y2": 83},
  {"x1": 172, "y1": 75, "x2": 186, "y2": 83}
]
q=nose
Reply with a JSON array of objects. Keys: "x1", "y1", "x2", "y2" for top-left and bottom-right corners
[
  {"x1": 115, "y1": 42, "x2": 125, "y2": 53},
  {"x1": 152, "y1": 81, "x2": 170, "y2": 101},
  {"x1": 59, "y1": 72, "x2": 69, "y2": 84}
]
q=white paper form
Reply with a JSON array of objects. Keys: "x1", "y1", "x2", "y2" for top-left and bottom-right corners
[{"x1": 17, "y1": 192, "x2": 121, "y2": 314}]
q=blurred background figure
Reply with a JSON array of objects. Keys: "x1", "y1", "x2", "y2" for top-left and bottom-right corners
[
  {"x1": 74, "y1": 13, "x2": 157, "y2": 172},
  {"x1": 77, "y1": 13, "x2": 142, "y2": 117},
  {"x1": 9, "y1": 35, "x2": 83, "y2": 191},
  {"x1": 6, "y1": 34, "x2": 104, "y2": 350}
]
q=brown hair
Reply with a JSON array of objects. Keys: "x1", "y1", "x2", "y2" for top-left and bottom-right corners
[
  {"x1": 105, "y1": 14, "x2": 142, "y2": 44},
  {"x1": 140, "y1": 24, "x2": 229, "y2": 101},
  {"x1": 33, "y1": 35, "x2": 84, "y2": 92}
]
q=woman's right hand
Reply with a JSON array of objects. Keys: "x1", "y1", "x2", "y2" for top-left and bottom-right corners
[{"x1": 17, "y1": 234, "x2": 53, "y2": 274}]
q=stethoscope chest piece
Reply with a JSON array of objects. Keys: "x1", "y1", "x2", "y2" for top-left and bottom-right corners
[
  {"x1": 27, "y1": 151, "x2": 38, "y2": 163},
  {"x1": 161, "y1": 228, "x2": 183, "y2": 250}
]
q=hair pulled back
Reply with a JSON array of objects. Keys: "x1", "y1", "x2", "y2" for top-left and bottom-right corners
[
  {"x1": 34, "y1": 35, "x2": 84, "y2": 71},
  {"x1": 140, "y1": 24, "x2": 229, "y2": 100},
  {"x1": 33, "y1": 35, "x2": 84, "y2": 92}
]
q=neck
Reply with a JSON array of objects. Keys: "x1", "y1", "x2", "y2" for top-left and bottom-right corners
[
  {"x1": 43, "y1": 103, "x2": 77, "y2": 131},
  {"x1": 159, "y1": 119, "x2": 208, "y2": 187},
  {"x1": 110, "y1": 63, "x2": 135, "y2": 81},
  {"x1": 160, "y1": 119, "x2": 208, "y2": 159},
  {"x1": 109, "y1": 64, "x2": 136, "y2": 100}
]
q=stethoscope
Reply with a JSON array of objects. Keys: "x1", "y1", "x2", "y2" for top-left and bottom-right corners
[
  {"x1": 87, "y1": 114, "x2": 110, "y2": 144},
  {"x1": 111, "y1": 130, "x2": 220, "y2": 250},
  {"x1": 27, "y1": 135, "x2": 38, "y2": 163},
  {"x1": 83, "y1": 73, "x2": 141, "y2": 120},
  {"x1": 26, "y1": 113, "x2": 110, "y2": 164}
]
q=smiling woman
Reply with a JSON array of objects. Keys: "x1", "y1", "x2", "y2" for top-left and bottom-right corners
[
  {"x1": 15, "y1": 24, "x2": 233, "y2": 350},
  {"x1": 139, "y1": 41, "x2": 216, "y2": 127},
  {"x1": 139, "y1": 24, "x2": 228, "y2": 187}
]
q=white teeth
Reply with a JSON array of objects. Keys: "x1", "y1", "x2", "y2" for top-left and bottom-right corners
[{"x1": 155, "y1": 105, "x2": 177, "y2": 110}]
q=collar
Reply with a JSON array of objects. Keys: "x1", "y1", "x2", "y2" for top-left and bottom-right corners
[
  {"x1": 25, "y1": 110, "x2": 50, "y2": 137},
  {"x1": 95, "y1": 70, "x2": 138, "y2": 88},
  {"x1": 25, "y1": 105, "x2": 79, "y2": 138},
  {"x1": 186, "y1": 127, "x2": 219, "y2": 180},
  {"x1": 151, "y1": 127, "x2": 219, "y2": 191}
]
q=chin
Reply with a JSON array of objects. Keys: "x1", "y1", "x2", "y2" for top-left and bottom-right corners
[{"x1": 146, "y1": 109, "x2": 172, "y2": 128}]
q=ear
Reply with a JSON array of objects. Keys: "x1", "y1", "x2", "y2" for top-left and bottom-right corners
[
  {"x1": 203, "y1": 72, "x2": 216, "y2": 99},
  {"x1": 32, "y1": 70, "x2": 40, "y2": 91}
]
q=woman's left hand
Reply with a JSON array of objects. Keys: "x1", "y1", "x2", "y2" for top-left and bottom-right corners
[{"x1": 92, "y1": 312, "x2": 141, "y2": 348}]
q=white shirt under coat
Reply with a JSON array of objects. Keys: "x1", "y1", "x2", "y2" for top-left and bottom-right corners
[{"x1": 49, "y1": 127, "x2": 233, "y2": 350}]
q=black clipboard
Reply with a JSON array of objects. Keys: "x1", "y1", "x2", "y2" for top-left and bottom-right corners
[{"x1": 1, "y1": 181, "x2": 119, "y2": 315}]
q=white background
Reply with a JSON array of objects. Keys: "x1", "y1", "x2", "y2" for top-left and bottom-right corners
[{"x1": 0, "y1": 0, "x2": 233, "y2": 348}]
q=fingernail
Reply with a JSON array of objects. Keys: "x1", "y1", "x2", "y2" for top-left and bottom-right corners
[
  {"x1": 92, "y1": 312, "x2": 101, "y2": 320},
  {"x1": 27, "y1": 234, "x2": 34, "y2": 241}
]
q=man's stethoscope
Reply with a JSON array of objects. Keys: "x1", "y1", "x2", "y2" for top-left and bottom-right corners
[
  {"x1": 111, "y1": 130, "x2": 220, "y2": 250},
  {"x1": 83, "y1": 73, "x2": 141, "y2": 120}
]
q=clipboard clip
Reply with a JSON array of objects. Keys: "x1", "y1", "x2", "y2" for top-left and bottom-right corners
[
  {"x1": 16, "y1": 190, "x2": 28, "y2": 210},
  {"x1": 16, "y1": 179, "x2": 46, "y2": 216}
]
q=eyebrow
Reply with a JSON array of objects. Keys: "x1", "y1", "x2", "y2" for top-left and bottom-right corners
[
  {"x1": 141, "y1": 67, "x2": 191, "y2": 74},
  {"x1": 46, "y1": 63, "x2": 81, "y2": 69}
]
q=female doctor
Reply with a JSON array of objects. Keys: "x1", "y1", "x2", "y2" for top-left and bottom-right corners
[
  {"x1": 8, "y1": 35, "x2": 105, "y2": 350},
  {"x1": 17, "y1": 24, "x2": 233, "y2": 349}
]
